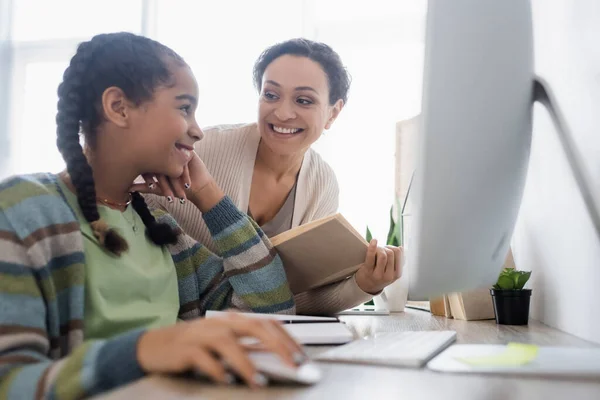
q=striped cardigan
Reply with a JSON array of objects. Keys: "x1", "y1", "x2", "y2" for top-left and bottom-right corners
[{"x1": 0, "y1": 173, "x2": 295, "y2": 399}]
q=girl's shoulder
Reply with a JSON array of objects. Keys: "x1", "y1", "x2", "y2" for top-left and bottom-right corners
[
  {"x1": 0, "y1": 173, "x2": 75, "y2": 238},
  {"x1": 0, "y1": 173, "x2": 62, "y2": 205}
]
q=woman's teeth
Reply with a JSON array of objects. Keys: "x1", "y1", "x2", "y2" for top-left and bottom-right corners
[
  {"x1": 180, "y1": 148, "x2": 191, "y2": 158},
  {"x1": 273, "y1": 125, "x2": 301, "y2": 134},
  {"x1": 175, "y1": 145, "x2": 191, "y2": 159}
]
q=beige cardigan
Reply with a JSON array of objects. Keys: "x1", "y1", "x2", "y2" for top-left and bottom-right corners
[{"x1": 146, "y1": 123, "x2": 372, "y2": 315}]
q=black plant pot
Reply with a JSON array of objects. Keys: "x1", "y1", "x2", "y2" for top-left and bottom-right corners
[{"x1": 490, "y1": 289, "x2": 532, "y2": 325}]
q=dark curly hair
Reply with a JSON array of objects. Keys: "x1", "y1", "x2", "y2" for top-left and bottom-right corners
[
  {"x1": 56, "y1": 32, "x2": 181, "y2": 255},
  {"x1": 252, "y1": 38, "x2": 351, "y2": 105}
]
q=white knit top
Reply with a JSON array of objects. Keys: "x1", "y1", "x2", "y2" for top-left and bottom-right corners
[{"x1": 145, "y1": 123, "x2": 372, "y2": 315}]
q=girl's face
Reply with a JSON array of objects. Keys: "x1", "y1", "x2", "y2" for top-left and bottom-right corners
[
  {"x1": 127, "y1": 64, "x2": 203, "y2": 178},
  {"x1": 257, "y1": 55, "x2": 343, "y2": 157}
]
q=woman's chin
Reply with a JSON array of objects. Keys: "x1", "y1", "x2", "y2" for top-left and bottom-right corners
[{"x1": 262, "y1": 137, "x2": 303, "y2": 156}]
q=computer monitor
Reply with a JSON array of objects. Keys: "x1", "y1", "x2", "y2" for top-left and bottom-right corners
[{"x1": 407, "y1": 0, "x2": 535, "y2": 299}]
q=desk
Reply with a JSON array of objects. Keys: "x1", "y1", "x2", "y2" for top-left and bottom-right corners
[{"x1": 95, "y1": 309, "x2": 600, "y2": 400}]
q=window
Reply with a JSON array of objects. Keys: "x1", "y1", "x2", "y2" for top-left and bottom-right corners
[
  {"x1": 9, "y1": 61, "x2": 68, "y2": 175},
  {"x1": 153, "y1": 0, "x2": 305, "y2": 127},
  {"x1": 4, "y1": 0, "x2": 144, "y2": 176},
  {"x1": 1, "y1": 0, "x2": 427, "y2": 239},
  {"x1": 11, "y1": 0, "x2": 142, "y2": 42}
]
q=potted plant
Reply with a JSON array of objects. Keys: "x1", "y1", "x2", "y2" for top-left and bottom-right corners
[{"x1": 490, "y1": 268, "x2": 532, "y2": 325}]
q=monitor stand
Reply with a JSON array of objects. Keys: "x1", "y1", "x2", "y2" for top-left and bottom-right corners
[{"x1": 533, "y1": 77, "x2": 600, "y2": 241}]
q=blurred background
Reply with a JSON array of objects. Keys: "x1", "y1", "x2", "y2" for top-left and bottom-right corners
[{"x1": 0, "y1": 0, "x2": 428, "y2": 241}]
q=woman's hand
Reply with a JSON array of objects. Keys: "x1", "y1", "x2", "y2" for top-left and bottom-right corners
[
  {"x1": 130, "y1": 153, "x2": 224, "y2": 212},
  {"x1": 355, "y1": 239, "x2": 403, "y2": 295},
  {"x1": 137, "y1": 313, "x2": 305, "y2": 388}
]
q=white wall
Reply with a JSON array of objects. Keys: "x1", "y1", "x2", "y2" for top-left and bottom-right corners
[{"x1": 512, "y1": 0, "x2": 600, "y2": 344}]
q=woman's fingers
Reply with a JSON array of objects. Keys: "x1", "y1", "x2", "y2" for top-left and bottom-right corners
[
  {"x1": 373, "y1": 247, "x2": 388, "y2": 280},
  {"x1": 364, "y1": 239, "x2": 378, "y2": 269},
  {"x1": 382, "y1": 247, "x2": 396, "y2": 281},
  {"x1": 386, "y1": 246, "x2": 403, "y2": 280}
]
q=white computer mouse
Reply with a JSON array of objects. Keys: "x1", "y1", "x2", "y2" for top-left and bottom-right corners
[
  {"x1": 248, "y1": 351, "x2": 322, "y2": 385},
  {"x1": 190, "y1": 351, "x2": 322, "y2": 386}
]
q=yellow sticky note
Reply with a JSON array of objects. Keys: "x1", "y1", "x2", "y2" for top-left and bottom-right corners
[{"x1": 457, "y1": 343, "x2": 539, "y2": 367}]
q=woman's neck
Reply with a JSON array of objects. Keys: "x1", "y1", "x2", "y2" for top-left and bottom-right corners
[{"x1": 255, "y1": 140, "x2": 305, "y2": 181}]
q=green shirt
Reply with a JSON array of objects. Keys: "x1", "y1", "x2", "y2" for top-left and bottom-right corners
[{"x1": 59, "y1": 180, "x2": 179, "y2": 339}]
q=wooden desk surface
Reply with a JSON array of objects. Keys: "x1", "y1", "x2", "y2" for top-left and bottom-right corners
[{"x1": 95, "y1": 309, "x2": 600, "y2": 400}]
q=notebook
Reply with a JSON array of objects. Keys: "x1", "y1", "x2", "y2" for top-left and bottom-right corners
[{"x1": 205, "y1": 311, "x2": 354, "y2": 345}]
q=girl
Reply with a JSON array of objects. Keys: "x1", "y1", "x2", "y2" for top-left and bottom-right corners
[{"x1": 0, "y1": 32, "x2": 302, "y2": 398}]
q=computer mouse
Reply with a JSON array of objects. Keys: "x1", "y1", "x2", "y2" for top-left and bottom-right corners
[
  {"x1": 248, "y1": 351, "x2": 322, "y2": 385},
  {"x1": 190, "y1": 351, "x2": 322, "y2": 386}
]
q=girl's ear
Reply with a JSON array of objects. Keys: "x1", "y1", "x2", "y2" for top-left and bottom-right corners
[
  {"x1": 101, "y1": 87, "x2": 133, "y2": 128},
  {"x1": 324, "y1": 99, "x2": 344, "y2": 130}
]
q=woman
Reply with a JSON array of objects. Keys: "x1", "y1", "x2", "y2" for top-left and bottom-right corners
[
  {"x1": 0, "y1": 32, "x2": 302, "y2": 398},
  {"x1": 146, "y1": 38, "x2": 401, "y2": 315}
]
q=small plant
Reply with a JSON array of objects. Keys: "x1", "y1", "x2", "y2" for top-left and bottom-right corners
[
  {"x1": 491, "y1": 267, "x2": 533, "y2": 325},
  {"x1": 493, "y1": 268, "x2": 531, "y2": 290}
]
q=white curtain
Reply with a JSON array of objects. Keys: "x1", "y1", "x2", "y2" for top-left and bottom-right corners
[{"x1": 1, "y1": 0, "x2": 426, "y2": 241}]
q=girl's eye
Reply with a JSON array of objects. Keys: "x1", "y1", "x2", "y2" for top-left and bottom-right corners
[
  {"x1": 180, "y1": 105, "x2": 191, "y2": 115},
  {"x1": 263, "y1": 91, "x2": 278, "y2": 100},
  {"x1": 297, "y1": 98, "x2": 313, "y2": 105}
]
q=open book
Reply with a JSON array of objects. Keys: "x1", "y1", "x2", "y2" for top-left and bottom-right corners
[{"x1": 270, "y1": 214, "x2": 369, "y2": 294}]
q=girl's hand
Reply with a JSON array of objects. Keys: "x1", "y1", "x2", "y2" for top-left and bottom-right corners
[
  {"x1": 130, "y1": 153, "x2": 224, "y2": 212},
  {"x1": 355, "y1": 239, "x2": 403, "y2": 294},
  {"x1": 137, "y1": 313, "x2": 305, "y2": 388}
]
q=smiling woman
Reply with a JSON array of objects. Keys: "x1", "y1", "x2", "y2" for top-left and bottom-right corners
[{"x1": 148, "y1": 38, "x2": 403, "y2": 316}]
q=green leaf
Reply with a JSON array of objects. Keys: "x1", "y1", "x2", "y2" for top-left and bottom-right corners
[
  {"x1": 515, "y1": 271, "x2": 531, "y2": 290},
  {"x1": 496, "y1": 275, "x2": 515, "y2": 289},
  {"x1": 366, "y1": 226, "x2": 373, "y2": 243},
  {"x1": 395, "y1": 197, "x2": 403, "y2": 247},
  {"x1": 386, "y1": 206, "x2": 396, "y2": 246},
  {"x1": 493, "y1": 268, "x2": 532, "y2": 290}
]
